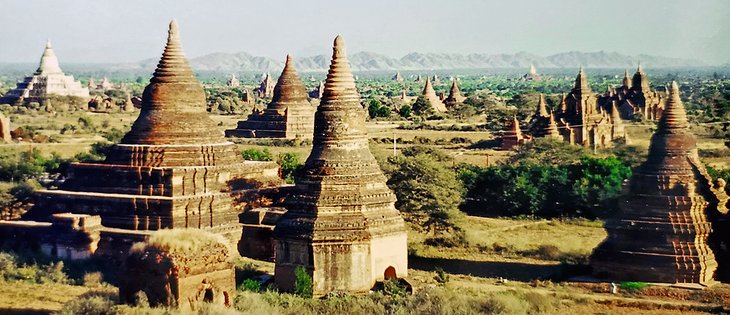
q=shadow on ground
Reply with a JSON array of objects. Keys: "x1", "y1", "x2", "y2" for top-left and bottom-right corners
[
  {"x1": 0, "y1": 309, "x2": 50, "y2": 315},
  {"x1": 410, "y1": 255, "x2": 589, "y2": 281}
]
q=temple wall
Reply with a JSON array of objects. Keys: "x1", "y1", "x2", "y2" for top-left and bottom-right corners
[
  {"x1": 311, "y1": 242, "x2": 371, "y2": 295},
  {"x1": 369, "y1": 232, "x2": 408, "y2": 281}
]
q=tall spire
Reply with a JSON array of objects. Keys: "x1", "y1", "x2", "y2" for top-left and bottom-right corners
[
  {"x1": 622, "y1": 69, "x2": 632, "y2": 88},
  {"x1": 546, "y1": 111, "x2": 561, "y2": 140},
  {"x1": 657, "y1": 81, "x2": 689, "y2": 131},
  {"x1": 35, "y1": 39, "x2": 63, "y2": 75},
  {"x1": 536, "y1": 94, "x2": 549, "y2": 117},
  {"x1": 632, "y1": 63, "x2": 650, "y2": 92},
  {"x1": 121, "y1": 19, "x2": 223, "y2": 145},
  {"x1": 529, "y1": 64, "x2": 537, "y2": 75},
  {"x1": 267, "y1": 54, "x2": 309, "y2": 113},
  {"x1": 574, "y1": 65, "x2": 591, "y2": 93}
]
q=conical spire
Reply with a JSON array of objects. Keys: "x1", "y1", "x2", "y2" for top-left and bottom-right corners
[
  {"x1": 536, "y1": 94, "x2": 549, "y2": 117},
  {"x1": 559, "y1": 93, "x2": 567, "y2": 113},
  {"x1": 422, "y1": 76, "x2": 434, "y2": 95},
  {"x1": 657, "y1": 81, "x2": 689, "y2": 131},
  {"x1": 267, "y1": 54, "x2": 309, "y2": 113},
  {"x1": 421, "y1": 75, "x2": 447, "y2": 112},
  {"x1": 511, "y1": 114, "x2": 522, "y2": 134},
  {"x1": 574, "y1": 65, "x2": 591, "y2": 93},
  {"x1": 632, "y1": 63, "x2": 650, "y2": 92},
  {"x1": 622, "y1": 69, "x2": 632, "y2": 88},
  {"x1": 448, "y1": 79, "x2": 462, "y2": 98},
  {"x1": 637, "y1": 62, "x2": 644, "y2": 74},
  {"x1": 546, "y1": 111, "x2": 561, "y2": 139},
  {"x1": 529, "y1": 64, "x2": 537, "y2": 75},
  {"x1": 35, "y1": 39, "x2": 63, "y2": 75},
  {"x1": 121, "y1": 20, "x2": 223, "y2": 145}
]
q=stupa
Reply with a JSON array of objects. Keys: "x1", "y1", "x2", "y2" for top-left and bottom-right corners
[
  {"x1": 27, "y1": 20, "x2": 280, "y2": 248},
  {"x1": 0, "y1": 112, "x2": 11, "y2": 143},
  {"x1": 226, "y1": 55, "x2": 315, "y2": 140},
  {"x1": 522, "y1": 64, "x2": 542, "y2": 81},
  {"x1": 226, "y1": 74, "x2": 240, "y2": 88},
  {"x1": 443, "y1": 79, "x2": 466, "y2": 109},
  {"x1": 274, "y1": 35, "x2": 408, "y2": 296},
  {"x1": 0, "y1": 41, "x2": 89, "y2": 104},
  {"x1": 501, "y1": 114, "x2": 529, "y2": 150},
  {"x1": 591, "y1": 82, "x2": 729, "y2": 285},
  {"x1": 257, "y1": 73, "x2": 275, "y2": 98},
  {"x1": 528, "y1": 94, "x2": 551, "y2": 138},
  {"x1": 419, "y1": 76, "x2": 448, "y2": 113}
]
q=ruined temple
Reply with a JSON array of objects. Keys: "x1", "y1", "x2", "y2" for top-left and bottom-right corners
[
  {"x1": 554, "y1": 67, "x2": 615, "y2": 148},
  {"x1": 443, "y1": 79, "x2": 466, "y2": 109},
  {"x1": 419, "y1": 76, "x2": 448, "y2": 113},
  {"x1": 599, "y1": 64, "x2": 664, "y2": 120},
  {"x1": 225, "y1": 55, "x2": 315, "y2": 140},
  {"x1": 501, "y1": 114, "x2": 529, "y2": 150},
  {"x1": 226, "y1": 74, "x2": 240, "y2": 88},
  {"x1": 591, "y1": 82, "x2": 729, "y2": 285},
  {"x1": 24, "y1": 20, "x2": 279, "y2": 252},
  {"x1": 0, "y1": 40, "x2": 89, "y2": 104},
  {"x1": 257, "y1": 73, "x2": 275, "y2": 98},
  {"x1": 522, "y1": 64, "x2": 542, "y2": 81},
  {"x1": 274, "y1": 35, "x2": 408, "y2": 296}
]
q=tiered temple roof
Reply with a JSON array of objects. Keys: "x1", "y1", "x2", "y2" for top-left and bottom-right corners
[
  {"x1": 27, "y1": 20, "x2": 279, "y2": 248},
  {"x1": 591, "y1": 81, "x2": 728, "y2": 285},
  {"x1": 600, "y1": 64, "x2": 664, "y2": 120},
  {"x1": 0, "y1": 41, "x2": 89, "y2": 104},
  {"x1": 226, "y1": 54, "x2": 315, "y2": 140},
  {"x1": 274, "y1": 35, "x2": 407, "y2": 296}
]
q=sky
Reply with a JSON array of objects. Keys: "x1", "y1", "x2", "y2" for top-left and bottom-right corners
[{"x1": 0, "y1": 0, "x2": 728, "y2": 64}]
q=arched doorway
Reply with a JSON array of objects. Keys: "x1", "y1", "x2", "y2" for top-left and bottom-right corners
[{"x1": 384, "y1": 266, "x2": 397, "y2": 280}]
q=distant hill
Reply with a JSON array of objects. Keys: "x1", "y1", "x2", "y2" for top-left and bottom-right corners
[{"x1": 177, "y1": 50, "x2": 706, "y2": 73}]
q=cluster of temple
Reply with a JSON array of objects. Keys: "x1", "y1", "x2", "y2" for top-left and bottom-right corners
[
  {"x1": 0, "y1": 40, "x2": 89, "y2": 105},
  {"x1": 501, "y1": 65, "x2": 664, "y2": 150},
  {"x1": 0, "y1": 21, "x2": 408, "y2": 305}
]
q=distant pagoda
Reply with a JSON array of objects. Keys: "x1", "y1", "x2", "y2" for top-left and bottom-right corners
[
  {"x1": 419, "y1": 76, "x2": 448, "y2": 112},
  {"x1": 257, "y1": 73, "x2": 275, "y2": 98},
  {"x1": 392, "y1": 71, "x2": 403, "y2": 82},
  {"x1": 522, "y1": 64, "x2": 542, "y2": 81},
  {"x1": 591, "y1": 82, "x2": 728, "y2": 285},
  {"x1": 226, "y1": 54, "x2": 315, "y2": 140},
  {"x1": 28, "y1": 20, "x2": 279, "y2": 246},
  {"x1": 274, "y1": 35, "x2": 407, "y2": 296},
  {"x1": 599, "y1": 63, "x2": 664, "y2": 120},
  {"x1": 501, "y1": 114, "x2": 529, "y2": 150},
  {"x1": 226, "y1": 73, "x2": 240, "y2": 88},
  {"x1": 443, "y1": 79, "x2": 466, "y2": 109},
  {"x1": 1, "y1": 41, "x2": 89, "y2": 104}
]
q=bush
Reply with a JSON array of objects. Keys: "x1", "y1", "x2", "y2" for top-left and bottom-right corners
[
  {"x1": 57, "y1": 295, "x2": 115, "y2": 315},
  {"x1": 240, "y1": 279, "x2": 261, "y2": 293},
  {"x1": 293, "y1": 266, "x2": 313, "y2": 298},
  {"x1": 620, "y1": 281, "x2": 649, "y2": 291},
  {"x1": 277, "y1": 152, "x2": 302, "y2": 184},
  {"x1": 241, "y1": 148, "x2": 273, "y2": 161}
]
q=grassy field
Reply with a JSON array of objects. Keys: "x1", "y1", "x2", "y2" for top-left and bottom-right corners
[{"x1": 1, "y1": 216, "x2": 727, "y2": 315}]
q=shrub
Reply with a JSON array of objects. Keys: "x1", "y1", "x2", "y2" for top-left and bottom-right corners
[
  {"x1": 434, "y1": 267, "x2": 449, "y2": 285},
  {"x1": 241, "y1": 148, "x2": 273, "y2": 161},
  {"x1": 293, "y1": 266, "x2": 313, "y2": 298},
  {"x1": 620, "y1": 281, "x2": 649, "y2": 291},
  {"x1": 57, "y1": 295, "x2": 115, "y2": 315},
  {"x1": 240, "y1": 279, "x2": 261, "y2": 293},
  {"x1": 277, "y1": 152, "x2": 302, "y2": 184}
]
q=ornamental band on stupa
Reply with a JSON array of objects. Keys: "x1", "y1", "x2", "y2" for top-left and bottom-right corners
[
  {"x1": 591, "y1": 81, "x2": 729, "y2": 285},
  {"x1": 0, "y1": 40, "x2": 89, "y2": 104},
  {"x1": 23, "y1": 20, "x2": 280, "y2": 251},
  {"x1": 273, "y1": 35, "x2": 408, "y2": 296},
  {"x1": 225, "y1": 54, "x2": 315, "y2": 140}
]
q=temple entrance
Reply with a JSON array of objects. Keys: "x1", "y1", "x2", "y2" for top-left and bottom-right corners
[
  {"x1": 384, "y1": 266, "x2": 397, "y2": 280},
  {"x1": 203, "y1": 288, "x2": 214, "y2": 302}
]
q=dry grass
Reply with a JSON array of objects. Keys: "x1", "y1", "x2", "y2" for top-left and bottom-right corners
[
  {"x1": 131, "y1": 228, "x2": 231, "y2": 254},
  {"x1": 0, "y1": 280, "x2": 92, "y2": 313}
]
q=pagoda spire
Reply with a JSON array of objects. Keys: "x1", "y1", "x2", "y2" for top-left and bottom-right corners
[
  {"x1": 121, "y1": 19, "x2": 223, "y2": 145},
  {"x1": 267, "y1": 54, "x2": 309, "y2": 113},
  {"x1": 536, "y1": 94, "x2": 549, "y2": 117},
  {"x1": 622, "y1": 69, "x2": 632, "y2": 88},
  {"x1": 35, "y1": 39, "x2": 63, "y2": 75},
  {"x1": 574, "y1": 65, "x2": 591, "y2": 93},
  {"x1": 546, "y1": 111, "x2": 561, "y2": 140}
]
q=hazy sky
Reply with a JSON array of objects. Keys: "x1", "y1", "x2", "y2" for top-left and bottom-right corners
[{"x1": 1, "y1": 0, "x2": 728, "y2": 64}]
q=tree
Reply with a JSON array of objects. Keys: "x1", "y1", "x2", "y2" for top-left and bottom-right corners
[
  {"x1": 411, "y1": 96, "x2": 434, "y2": 117},
  {"x1": 277, "y1": 152, "x2": 302, "y2": 184},
  {"x1": 241, "y1": 148, "x2": 273, "y2": 161},
  {"x1": 399, "y1": 105, "x2": 412, "y2": 118},
  {"x1": 508, "y1": 138, "x2": 586, "y2": 165},
  {"x1": 384, "y1": 147, "x2": 463, "y2": 237}
]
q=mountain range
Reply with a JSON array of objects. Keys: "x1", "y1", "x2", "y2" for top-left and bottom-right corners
[{"x1": 160, "y1": 51, "x2": 706, "y2": 72}]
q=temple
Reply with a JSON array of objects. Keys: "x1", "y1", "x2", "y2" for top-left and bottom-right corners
[
  {"x1": 274, "y1": 35, "x2": 408, "y2": 296},
  {"x1": 443, "y1": 79, "x2": 466, "y2": 109},
  {"x1": 20, "y1": 20, "x2": 280, "y2": 253},
  {"x1": 257, "y1": 73, "x2": 275, "y2": 98},
  {"x1": 225, "y1": 55, "x2": 315, "y2": 140},
  {"x1": 522, "y1": 64, "x2": 542, "y2": 81},
  {"x1": 0, "y1": 112, "x2": 11, "y2": 143},
  {"x1": 0, "y1": 40, "x2": 89, "y2": 104},
  {"x1": 418, "y1": 76, "x2": 448, "y2": 113},
  {"x1": 599, "y1": 64, "x2": 664, "y2": 120},
  {"x1": 227, "y1": 74, "x2": 240, "y2": 88},
  {"x1": 591, "y1": 81, "x2": 729, "y2": 285},
  {"x1": 501, "y1": 114, "x2": 530, "y2": 150},
  {"x1": 392, "y1": 71, "x2": 403, "y2": 82}
]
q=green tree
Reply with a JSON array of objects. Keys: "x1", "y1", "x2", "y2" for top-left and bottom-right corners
[
  {"x1": 399, "y1": 105, "x2": 412, "y2": 118},
  {"x1": 384, "y1": 147, "x2": 464, "y2": 237},
  {"x1": 411, "y1": 96, "x2": 434, "y2": 116},
  {"x1": 277, "y1": 152, "x2": 302, "y2": 184}
]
